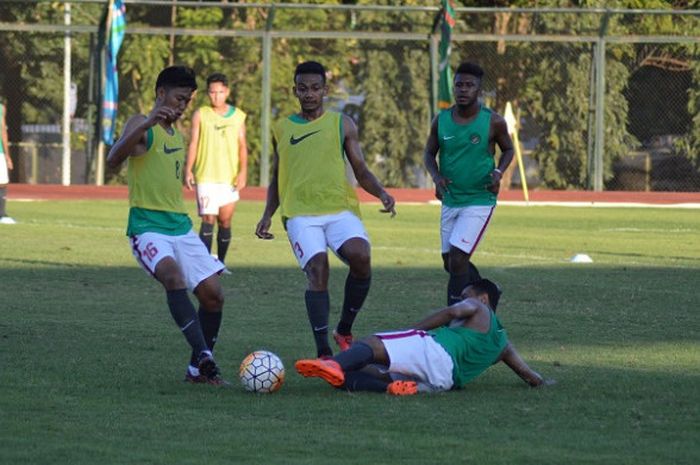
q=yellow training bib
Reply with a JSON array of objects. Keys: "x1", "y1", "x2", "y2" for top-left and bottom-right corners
[
  {"x1": 274, "y1": 111, "x2": 360, "y2": 219},
  {"x1": 194, "y1": 105, "x2": 246, "y2": 184},
  {"x1": 128, "y1": 124, "x2": 187, "y2": 213}
]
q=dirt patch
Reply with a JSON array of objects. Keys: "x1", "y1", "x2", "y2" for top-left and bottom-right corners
[{"x1": 7, "y1": 183, "x2": 700, "y2": 205}]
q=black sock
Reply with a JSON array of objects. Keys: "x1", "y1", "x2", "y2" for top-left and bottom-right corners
[
  {"x1": 343, "y1": 370, "x2": 390, "y2": 392},
  {"x1": 336, "y1": 274, "x2": 371, "y2": 335},
  {"x1": 333, "y1": 341, "x2": 374, "y2": 371},
  {"x1": 0, "y1": 186, "x2": 6, "y2": 217},
  {"x1": 190, "y1": 308, "x2": 222, "y2": 366},
  {"x1": 217, "y1": 227, "x2": 231, "y2": 263},
  {"x1": 447, "y1": 273, "x2": 470, "y2": 305},
  {"x1": 166, "y1": 289, "x2": 207, "y2": 357},
  {"x1": 199, "y1": 222, "x2": 214, "y2": 252},
  {"x1": 305, "y1": 290, "x2": 332, "y2": 357}
]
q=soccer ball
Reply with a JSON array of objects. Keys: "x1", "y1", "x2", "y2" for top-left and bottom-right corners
[{"x1": 239, "y1": 350, "x2": 285, "y2": 393}]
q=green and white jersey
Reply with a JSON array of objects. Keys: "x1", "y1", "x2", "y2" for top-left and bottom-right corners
[
  {"x1": 437, "y1": 105, "x2": 496, "y2": 207},
  {"x1": 430, "y1": 311, "x2": 508, "y2": 388}
]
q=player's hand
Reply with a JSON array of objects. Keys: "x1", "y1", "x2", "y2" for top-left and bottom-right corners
[
  {"x1": 5, "y1": 156, "x2": 12, "y2": 171},
  {"x1": 185, "y1": 171, "x2": 195, "y2": 191},
  {"x1": 433, "y1": 175, "x2": 451, "y2": 200},
  {"x1": 255, "y1": 216, "x2": 274, "y2": 240},
  {"x1": 531, "y1": 376, "x2": 556, "y2": 388},
  {"x1": 488, "y1": 169, "x2": 502, "y2": 194},
  {"x1": 379, "y1": 191, "x2": 396, "y2": 218},
  {"x1": 145, "y1": 100, "x2": 178, "y2": 127},
  {"x1": 236, "y1": 174, "x2": 247, "y2": 191}
]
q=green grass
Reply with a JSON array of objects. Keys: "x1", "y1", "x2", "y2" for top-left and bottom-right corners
[{"x1": 0, "y1": 199, "x2": 698, "y2": 465}]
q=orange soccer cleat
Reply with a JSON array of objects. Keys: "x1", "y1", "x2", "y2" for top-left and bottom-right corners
[
  {"x1": 295, "y1": 358, "x2": 345, "y2": 387},
  {"x1": 386, "y1": 380, "x2": 418, "y2": 396}
]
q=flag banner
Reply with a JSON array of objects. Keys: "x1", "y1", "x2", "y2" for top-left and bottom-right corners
[
  {"x1": 101, "y1": 0, "x2": 126, "y2": 145},
  {"x1": 437, "y1": 0, "x2": 455, "y2": 109}
]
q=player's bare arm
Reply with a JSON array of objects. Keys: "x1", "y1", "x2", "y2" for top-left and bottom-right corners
[
  {"x1": 184, "y1": 109, "x2": 201, "y2": 190},
  {"x1": 107, "y1": 103, "x2": 177, "y2": 169},
  {"x1": 423, "y1": 115, "x2": 450, "y2": 200},
  {"x1": 342, "y1": 114, "x2": 396, "y2": 217},
  {"x1": 412, "y1": 298, "x2": 482, "y2": 331},
  {"x1": 1, "y1": 110, "x2": 11, "y2": 170},
  {"x1": 255, "y1": 141, "x2": 280, "y2": 240},
  {"x1": 236, "y1": 124, "x2": 248, "y2": 191},
  {"x1": 488, "y1": 115, "x2": 514, "y2": 194},
  {"x1": 499, "y1": 343, "x2": 555, "y2": 387}
]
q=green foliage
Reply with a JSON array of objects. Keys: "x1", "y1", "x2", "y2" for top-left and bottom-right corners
[
  {"x1": 0, "y1": 1, "x2": 697, "y2": 188},
  {"x1": 678, "y1": 43, "x2": 700, "y2": 173},
  {"x1": 353, "y1": 0, "x2": 434, "y2": 187}
]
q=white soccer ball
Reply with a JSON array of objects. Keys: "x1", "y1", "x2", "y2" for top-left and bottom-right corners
[{"x1": 239, "y1": 350, "x2": 285, "y2": 393}]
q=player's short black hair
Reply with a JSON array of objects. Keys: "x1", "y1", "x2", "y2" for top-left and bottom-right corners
[
  {"x1": 455, "y1": 62, "x2": 484, "y2": 80},
  {"x1": 155, "y1": 66, "x2": 198, "y2": 92},
  {"x1": 471, "y1": 278, "x2": 502, "y2": 311},
  {"x1": 294, "y1": 61, "x2": 326, "y2": 84},
  {"x1": 206, "y1": 73, "x2": 228, "y2": 87}
]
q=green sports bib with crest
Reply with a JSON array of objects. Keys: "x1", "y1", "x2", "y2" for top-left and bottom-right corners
[{"x1": 437, "y1": 106, "x2": 496, "y2": 207}]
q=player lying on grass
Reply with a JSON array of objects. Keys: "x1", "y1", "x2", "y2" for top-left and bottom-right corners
[{"x1": 296, "y1": 279, "x2": 555, "y2": 395}]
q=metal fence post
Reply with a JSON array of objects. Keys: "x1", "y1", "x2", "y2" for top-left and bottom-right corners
[
  {"x1": 259, "y1": 7, "x2": 275, "y2": 188},
  {"x1": 593, "y1": 10, "x2": 610, "y2": 192},
  {"x1": 31, "y1": 143, "x2": 38, "y2": 184},
  {"x1": 62, "y1": 2, "x2": 72, "y2": 186}
]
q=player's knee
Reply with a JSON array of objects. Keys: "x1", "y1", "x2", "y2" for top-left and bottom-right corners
[
  {"x1": 304, "y1": 255, "x2": 329, "y2": 289},
  {"x1": 350, "y1": 252, "x2": 371, "y2": 276},
  {"x1": 448, "y1": 248, "x2": 470, "y2": 273},
  {"x1": 364, "y1": 336, "x2": 388, "y2": 364},
  {"x1": 161, "y1": 274, "x2": 186, "y2": 290},
  {"x1": 199, "y1": 286, "x2": 224, "y2": 311},
  {"x1": 206, "y1": 290, "x2": 224, "y2": 311},
  {"x1": 441, "y1": 253, "x2": 450, "y2": 273}
]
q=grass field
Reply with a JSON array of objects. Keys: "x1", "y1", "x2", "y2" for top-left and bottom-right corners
[{"x1": 0, "y1": 199, "x2": 698, "y2": 465}]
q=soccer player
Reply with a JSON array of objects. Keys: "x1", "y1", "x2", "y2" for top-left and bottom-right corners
[
  {"x1": 423, "y1": 62, "x2": 514, "y2": 306},
  {"x1": 0, "y1": 100, "x2": 15, "y2": 224},
  {"x1": 107, "y1": 66, "x2": 227, "y2": 385},
  {"x1": 255, "y1": 61, "x2": 396, "y2": 358},
  {"x1": 295, "y1": 279, "x2": 554, "y2": 395},
  {"x1": 185, "y1": 73, "x2": 248, "y2": 273}
]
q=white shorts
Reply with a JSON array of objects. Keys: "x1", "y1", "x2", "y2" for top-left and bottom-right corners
[
  {"x1": 196, "y1": 183, "x2": 239, "y2": 216},
  {"x1": 440, "y1": 205, "x2": 495, "y2": 254},
  {"x1": 129, "y1": 230, "x2": 225, "y2": 291},
  {"x1": 0, "y1": 154, "x2": 8, "y2": 185},
  {"x1": 376, "y1": 329, "x2": 454, "y2": 391},
  {"x1": 285, "y1": 210, "x2": 369, "y2": 269}
]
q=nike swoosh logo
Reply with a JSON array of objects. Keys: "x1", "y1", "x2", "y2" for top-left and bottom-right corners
[
  {"x1": 163, "y1": 144, "x2": 182, "y2": 154},
  {"x1": 443, "y1": 135, "x2": 455, "y2": 140},
  {"x1": 290, "y1": 130, "x2": 321, "y2": 145},
  {"x1": 312, "y1": 325, "x2": 328, "y2": 332},
  {"x1": 215, "y1": 125, "x2": 229, "y2": 130}
]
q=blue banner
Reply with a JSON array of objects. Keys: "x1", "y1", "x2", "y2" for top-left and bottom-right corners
[{"x1": 102, "y1": 0, "x2": 126, "y2": 145}]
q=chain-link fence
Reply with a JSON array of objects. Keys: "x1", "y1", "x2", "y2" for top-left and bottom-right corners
[{"x1": 1, "y1": 2, "x2": 698, "y2": 191}]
